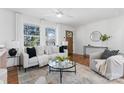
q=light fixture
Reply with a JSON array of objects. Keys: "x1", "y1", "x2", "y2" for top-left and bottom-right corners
[{"x1": 56, "y1": 12, "x2": 63, "y2": 18}]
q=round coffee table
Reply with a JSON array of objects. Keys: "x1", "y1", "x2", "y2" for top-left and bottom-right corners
[{"x1": 48, "y1": 60, "x2": 76, "y2": 83}]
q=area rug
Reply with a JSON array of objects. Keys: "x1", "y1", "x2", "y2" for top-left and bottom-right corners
[{"x1": 18, "y1": 63, "x2": 124, "y2": 84}]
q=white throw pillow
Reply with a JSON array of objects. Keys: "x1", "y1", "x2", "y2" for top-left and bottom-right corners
[
  {"x1": 45, "y1": 46, "x2": 53, "y2": 55},
  {"x1": 35, "y1": 46, "x2": 44, "y2": 56},
  {"x1": 52, "y1": 46, "x2": 59, "y2": 53}
]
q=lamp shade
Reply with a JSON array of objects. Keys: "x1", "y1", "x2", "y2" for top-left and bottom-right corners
[
  {"x1": 7, "y1": 41, "x2": 20, "y2": 49},
  {"x1": 0, "y1": 45, "x2": 5, "y2": 49}
]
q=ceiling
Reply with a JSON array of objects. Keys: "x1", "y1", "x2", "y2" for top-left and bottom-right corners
[{"x1": 9, "y1": 8, "x2": 124, "y2": 27}]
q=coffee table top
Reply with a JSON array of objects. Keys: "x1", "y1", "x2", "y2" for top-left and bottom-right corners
[{"x1": 48, "y1": 60, "x2": 76, "y2": 69}]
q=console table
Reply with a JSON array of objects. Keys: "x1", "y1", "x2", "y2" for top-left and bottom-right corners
[{"x1": 83, "y1": 45, "x2": 108, "y2": 55}]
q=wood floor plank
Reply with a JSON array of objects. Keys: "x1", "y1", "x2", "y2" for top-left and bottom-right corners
[
  {"x1": 70, "y1": 54, "x2": 89, "y2": 66},
  {"x1": 7, "y1": 66, "x2": 18, "y2": 84}
]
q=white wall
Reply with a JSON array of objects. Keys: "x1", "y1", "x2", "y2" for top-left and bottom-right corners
[
  {"x1": 75, "y1": 16, "x2": 124, "y2": 54},
  {"x1": 0, "y1": 9, "x2": 75, "y2": 49},
  {"x1": 16, "y1": 14, "x2": 75, "y2": 45},
  {"x1": 0, "y1": 9, "x2": 16, "y2": 45},
  {"x1": 22, "y1": 16, "x2": 76, "y2": 46}
]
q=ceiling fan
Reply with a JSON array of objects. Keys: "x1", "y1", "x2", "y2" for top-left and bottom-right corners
[
  {"x1": 42, "y1": 8, "x2": 73, "y2": 18},
  {"x1": 55, "y1": 8, "x2": 64, "y2": 18}
]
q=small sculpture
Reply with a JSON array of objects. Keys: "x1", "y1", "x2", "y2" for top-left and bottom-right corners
[{"x1": 8, "y1": 48, "x2": 17, "y2": 56}]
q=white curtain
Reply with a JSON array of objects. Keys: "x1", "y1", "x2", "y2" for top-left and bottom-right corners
[{"x1": 15, "y1": 13, "x2": 24, "y2": 52}]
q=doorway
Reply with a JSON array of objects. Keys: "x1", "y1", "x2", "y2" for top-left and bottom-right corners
[{"x1": 66, "y1": 31, "x2": 73, "y2": 56}]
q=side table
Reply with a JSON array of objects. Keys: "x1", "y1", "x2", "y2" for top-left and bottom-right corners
[{"x1": 7, "y1": 55, "x2": 21, "y2": 70}]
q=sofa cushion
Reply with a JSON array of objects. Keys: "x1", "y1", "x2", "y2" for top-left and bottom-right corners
[
  {"x1": 45, "y1": 46, "x2": 53, "y2": 55},
  {"x1": 29, "y1": 57, "x2": 38, "y2": 63},
  {"x1": 101, "y1": 49, "x2": 119, "y2": 59},
  {"x1": 37, "y1": 55, "x2": 49, "y2": 67},
  {"x1": 26, "y1": 47, "x2": 36, "y2": 58},
  {"x1": 28, "y1": 57, "x2": 38, "y2": 67},
  {"x1": 52, "y1": 46, "x2": 59, "y2": 53},
  {"x1": 35, "y1": 46, "x2": 44, "y2": 56},
  {"x1": 45, "y1": 46, "x2": 59, "y2": 54}
]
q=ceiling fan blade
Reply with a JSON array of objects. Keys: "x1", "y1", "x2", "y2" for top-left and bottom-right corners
[
  {"x1": 41, "y1": 8, "x2": 74, "y2": 19},
  {"x1": 52, "y1": 8, "x2": 64, "y2": 14},
  {"x1": 64, "y1": 14, "x2": 74, "y2": 18},
  {"x1": 54, "y1": 9, "x2": 74, "y2": 18}
]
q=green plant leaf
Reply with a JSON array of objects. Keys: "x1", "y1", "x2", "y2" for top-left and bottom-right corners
[{"x1": 100, "y1": 34, "x2": 111, "y2": 41}]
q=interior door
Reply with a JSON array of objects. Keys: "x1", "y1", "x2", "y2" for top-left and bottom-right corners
[{"x1": 66, "y1": 31, "x2": 73, "y2": 55}]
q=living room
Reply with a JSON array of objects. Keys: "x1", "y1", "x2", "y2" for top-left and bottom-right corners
[
  {"x1": 1, "y1": 0, "x2": 124, "y2": 93},
  {"x1": 1, "y1": 8, "x2": 124, "y2": 84}
]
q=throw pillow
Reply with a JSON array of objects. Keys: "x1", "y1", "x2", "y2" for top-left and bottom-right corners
[
  {"x1": 52, "y1": 46, "x2": 59, "y2": 53},
  {"x1": 101, "y1": 49, "x2": 119, "y2": 59},
  {"x1": 35, "y1": 46, "x2": 44, "y2": 56},
  {"x1": 45, "y1": 46, "x2": 53, "y2": 54},
  {"x1": 26, "y1": 47, "x2": 36, "y2": 58},
  {"x1": 59, "y1": 46, "x2": 64, "y2": 53}
]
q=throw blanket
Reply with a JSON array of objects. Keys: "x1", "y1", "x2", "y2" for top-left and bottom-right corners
[
  {"x1": 107, "y1": 55, "x2": 124, "y2": 65},
  {"x1": 95, "y1": 55, "x2": 124, "y2": 79},
  {"x1": 94, "y1": 59, "x2": 106, "y2": 72}
]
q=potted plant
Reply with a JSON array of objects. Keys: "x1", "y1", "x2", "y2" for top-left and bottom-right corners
[
  {"x1": 55, "y1": 56, "x2": 70, "y2": 62},
  {"x1": 100, "y1": 34, "x2": 111, "y2": 42}
]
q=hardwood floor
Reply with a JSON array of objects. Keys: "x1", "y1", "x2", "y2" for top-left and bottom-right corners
[
  {"x1": 7, "y1": 66, "x2": 18, "y2": 84},
  {"x1": 7, "y1": 54, "x2": 89, "y2": 84},
  {"x1": 70, "y1": 54, "x2": 89, "y2": 66}
]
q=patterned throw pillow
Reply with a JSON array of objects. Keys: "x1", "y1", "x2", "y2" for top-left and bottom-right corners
[
  {"x1": 101, "y1": 49, "x2": 119, "y2": 59},
  {"x1": 35, "y1": 46, "x2": 45, "y2": 56}
]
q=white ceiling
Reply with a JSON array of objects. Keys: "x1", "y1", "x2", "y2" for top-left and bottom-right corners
[{"x1": 9, "y1": 8, "x2": 124, "y2": 27}]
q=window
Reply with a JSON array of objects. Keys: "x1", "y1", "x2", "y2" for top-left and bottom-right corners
[
  {"x1": 45, "y1": 28, "x2": 56, "y2": 46},
  {"x1": 24, "y1": 24, "x2": 40, "y2": 47}
]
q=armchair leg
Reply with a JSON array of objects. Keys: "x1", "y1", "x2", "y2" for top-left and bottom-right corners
[{"x1": 24, "y1": 68, "x2": 27, "y2": 72}]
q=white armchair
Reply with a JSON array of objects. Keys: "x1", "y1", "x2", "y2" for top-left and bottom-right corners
[{"x1": 22, "y1": 52, "x2": 39, "y2": 72}]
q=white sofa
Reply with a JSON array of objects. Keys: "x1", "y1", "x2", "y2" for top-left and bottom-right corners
[
  {"x1": 22, "y1": 46, "x2": 68, "y2": 72},
  {"x1": 89, "y1": 51, "x2": 124, "y2": 80}
]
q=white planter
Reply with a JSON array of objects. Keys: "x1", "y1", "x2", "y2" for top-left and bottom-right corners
[{"x1": 101, "y1": 41, "x2": 108, "y2": 47}]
